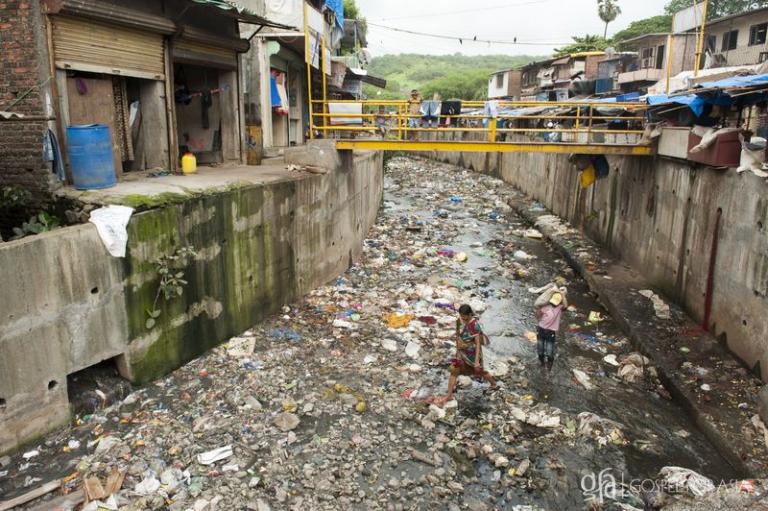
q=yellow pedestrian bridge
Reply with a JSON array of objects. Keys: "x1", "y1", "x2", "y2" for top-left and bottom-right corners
[{"x1": 309, "y1": 100, "x2": 654, "y2": 156}]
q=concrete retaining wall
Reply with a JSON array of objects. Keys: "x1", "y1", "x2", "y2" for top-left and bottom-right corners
[
  {"x1": 425, "y1": 137, "x2": 768, "y2": 381},
  {"x1": 0, "y1": 146, "x2": 383, "y2": 454}
]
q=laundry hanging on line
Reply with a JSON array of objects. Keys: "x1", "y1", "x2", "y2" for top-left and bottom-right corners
[{"x1": 174, "y1": 85, "x2": 230, "y2": 105}]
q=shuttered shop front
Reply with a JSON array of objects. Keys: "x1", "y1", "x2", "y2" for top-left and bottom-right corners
[
  {"x1": 51, "y1": 16, "x2": 165, "y2": 80},
  {"x1": 173, "y1": 39, "x2": 238, "y2": 70}
]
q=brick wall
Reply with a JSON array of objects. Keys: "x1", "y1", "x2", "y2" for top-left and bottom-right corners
[
  {"x1": 0, "y1": 0, "x2": 55, "y2": 214},
  {"x1": 584, "y1": 56, "x2": 601, "y2": 81}
]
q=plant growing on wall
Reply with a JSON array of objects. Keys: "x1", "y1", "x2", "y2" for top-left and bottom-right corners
[
  {"x1": 145, "y1": 245, "x2": 197, "y2": 330},
  {"x1": 0, "y1": 186, "x2": 32, "y2": 210},
  {"x1": 11, "y1": 212, "x2": 61, "y2": 239}
]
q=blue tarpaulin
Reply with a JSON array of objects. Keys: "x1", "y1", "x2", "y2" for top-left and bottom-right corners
[
  {"x1": 697, "y1": 73, "x2": 768, "y2": 89},
  {"x1": 324, "y1": 0, "x2": 344, "y2": 29},
  {"x1": 648, "y1": 94, "x2": 707, "y2": 116},
  {"x1": 270, "y1": 75, "x2": 281, "y2": 107},
  {"x1": 648, "y1": 73, "x2": 768, "y2": 116}
]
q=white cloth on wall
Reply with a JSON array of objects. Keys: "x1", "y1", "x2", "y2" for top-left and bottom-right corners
[{"x1": 89, "y1": 205, "x2": 134, "y2": 257}]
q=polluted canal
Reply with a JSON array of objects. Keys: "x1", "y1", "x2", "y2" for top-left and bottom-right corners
[{"x1": 0, "y1": 156, "x2": 748, "y2": 510}]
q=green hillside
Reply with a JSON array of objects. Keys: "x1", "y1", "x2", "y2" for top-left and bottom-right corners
[{"x1": 364, "y1": 53, "x2": 546, "y2": 100}]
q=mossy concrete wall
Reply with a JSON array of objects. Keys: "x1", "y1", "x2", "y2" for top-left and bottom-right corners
[
  {"x1": 423, "y1": 133, "x2": 768, "y2": 381},
  {"x1": 0, "y1": 147, "x2": 383, "y2": 454}
]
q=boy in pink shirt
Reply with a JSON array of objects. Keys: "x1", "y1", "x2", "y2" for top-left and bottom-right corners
[{"x1": 535, "y1": 291, "x2": 567, "y2": 372}]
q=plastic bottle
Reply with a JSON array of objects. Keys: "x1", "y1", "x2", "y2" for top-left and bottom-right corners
[{"x1": 181, "y1": 152, "x2": 197, "y2": 175}]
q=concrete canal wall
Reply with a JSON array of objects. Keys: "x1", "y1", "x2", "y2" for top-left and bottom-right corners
[
  {"x1": 426, "y1": 137, "x2": 768, "y2": 382},
  {"x1": 0, "y1": 145, "x2": 383, "y2": 454}
]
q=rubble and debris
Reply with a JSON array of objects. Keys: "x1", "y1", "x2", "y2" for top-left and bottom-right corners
[
  {"x1": 639, "y1": 289, "x2": 671, "y2": 319},
  {"x1": 658, "y1": 466, "x2": 716, "y2": 497},
  {"x1": 0, "y1": 156, "x2": 746, "y2": 510}
]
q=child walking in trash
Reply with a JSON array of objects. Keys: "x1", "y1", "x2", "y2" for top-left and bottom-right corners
[
  {"x1": 436, "y1": 304, "x2": 498, "y2": 405},
  {"x1": 535, "y1": 289, "x2": 568, "y2": 372}
]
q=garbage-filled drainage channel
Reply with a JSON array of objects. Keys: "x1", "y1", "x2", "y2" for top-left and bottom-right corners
[{"x1": 1, "y1": 156, "x2": 738, "y2": 510}]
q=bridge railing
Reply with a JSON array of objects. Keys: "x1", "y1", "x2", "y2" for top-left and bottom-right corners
[{"x1": 309, "y1": 99, "x2": 650, "y2": 147}]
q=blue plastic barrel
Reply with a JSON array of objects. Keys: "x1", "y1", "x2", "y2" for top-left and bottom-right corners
[{"x1": 66, "y1": 124, "x2": 116, "y2": 190}]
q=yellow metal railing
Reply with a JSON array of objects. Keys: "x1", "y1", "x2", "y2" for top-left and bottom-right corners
[{"x1": 308, "y1": 99, "x2": 650, "y2": 147}]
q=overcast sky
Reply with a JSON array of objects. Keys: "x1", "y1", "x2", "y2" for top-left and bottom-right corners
[{"x1": 357, "y1": 0, "x2": 671, "y2": 57}]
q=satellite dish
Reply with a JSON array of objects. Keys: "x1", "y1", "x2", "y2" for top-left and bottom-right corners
[{"x1": 605, "y1": 47, "x2": 616, "y2": 58}]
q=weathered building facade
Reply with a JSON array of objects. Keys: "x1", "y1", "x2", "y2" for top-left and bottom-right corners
[{"x1": 0, "y1": 0, "x2": 287, "y2": 207}]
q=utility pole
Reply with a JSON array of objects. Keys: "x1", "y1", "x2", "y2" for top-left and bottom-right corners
[{"x1": 694, "y1": 0, "x2": 709, "y2": 77}]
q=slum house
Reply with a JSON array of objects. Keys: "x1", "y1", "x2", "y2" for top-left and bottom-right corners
[
  {"x1": 242, "y1": 0, "x2": 348, "y2": 151},
  {"x1": 610, "y1": 34, "x2": 698, "y2": 95},
  {"x1": 518, "y1": 58, "x2": 556, "y2": 101},
  {"x1": 595, "y1": 52, "x2": 636, "y2": 95},
  {"x1": 512, "y1": 53, "x2": 603, "y2": 102},
  {"x1": 488, "y1": 68, "x2": 523, "y2": 100},
  {"x1": 650, "y1": 74, "x2": 768, "y2": 161},
  {"x1": 0, "y1": 0, "x2": 290, "y2": 213},
  {"x1": 695, "y1": 7, "x2": 768, "y2": 68},
  {"x1": 549, "y1": 51, "x2": 604, "y2": 98}
]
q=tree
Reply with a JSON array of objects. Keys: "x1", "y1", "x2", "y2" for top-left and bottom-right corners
[
  {"x1": 422, "y1": 70, "x2": 492, "y2": 100},
  {"x1": 343, "y1": 0, "x2": 360, "y2": 19},
  {"x1": 613, "y1": 15, "x2": 673, "y2": 43},
  {"x1": 665, "y1": 0, "x2": 768, "y2": 20},
  {"x1": 598, "y1": 0, "x2": 622, "y2": 38},
  {"x1": 554, "y1": 35, "x2": 611, "y2": 57}
]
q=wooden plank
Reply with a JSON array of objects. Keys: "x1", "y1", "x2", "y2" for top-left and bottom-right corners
[
  {"x1": 0, "y1": 479, "x2": 61, "y2": 511},
  {"x1": 219, "y1": 69, "x2": 239, "y2": 162},
  {"x1": 66, "y1": 76, "x2": 123, "y2": 177},
  {"x1": 164, "y1": 41, "x2": 178, "y2": 172},
  {"x1": 139, "y1": 80, "x2": 169, "y2": 169}
]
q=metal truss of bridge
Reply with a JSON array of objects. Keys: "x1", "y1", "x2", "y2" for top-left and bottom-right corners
[{"x1": 308, "y1": 100, "x2": 655, "y2": 156}]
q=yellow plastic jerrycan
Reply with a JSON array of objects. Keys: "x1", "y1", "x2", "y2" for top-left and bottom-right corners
[{"x1": 181, "y1": 152, "x2": 197, "y2": 175}]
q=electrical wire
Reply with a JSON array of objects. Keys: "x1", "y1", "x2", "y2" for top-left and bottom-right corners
[
  {"x1": 366, "y1": 22, "x2": 570, "y2": 47},
  {"x1": 372, "y1": 0, "x2": 554, "y2": 22}
]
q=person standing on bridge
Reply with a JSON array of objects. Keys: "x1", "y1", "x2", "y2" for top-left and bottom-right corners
[
  {"x1": 436, "y1": 304, "x2": 498, "y2": 405},
  {"x1": 407, "y1": 89, "x2": 422, "y2": 140}
]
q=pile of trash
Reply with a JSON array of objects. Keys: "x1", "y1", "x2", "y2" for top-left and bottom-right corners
[{"x1": 0, "y1": 157, "x2": 746, "y2": 511}]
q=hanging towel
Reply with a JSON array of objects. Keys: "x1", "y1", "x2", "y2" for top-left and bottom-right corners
[
  {"x1": 276, "y1": 82, "x2": 289, "y2": 115},
  {"x1": 420, "y1": 100, "x2": 440, "y2": 121},
  {"x1": 440, "y1": 100, "x2": 462, "y2": 116},
  {"x1": 44, "y1": 129, "x2": 66, "y2": 181},
  {"x1": 484, "y1": 101, "x2": 499, "y2": 118}
]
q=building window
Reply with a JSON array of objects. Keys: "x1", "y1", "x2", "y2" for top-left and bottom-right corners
[
  {"x1": 496, "y1": 73, "x2": 504, "y2": 88},
  {"x1": 655, "y1": 45, "x2": 666, "y2": 69},
  {"x1": 750, "y1": 23, "x2": 767, "y2": 46},
  {"x1": 722, "y1": 30, "x2": 738, "y2": 51},
  {"x1": 640, "y1": 47, "x2": 654, "y2": 68}
]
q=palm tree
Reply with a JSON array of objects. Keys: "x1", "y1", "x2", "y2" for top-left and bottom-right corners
[{"x1": 598, "y1": 0, "x2": 622, "y2": 38}]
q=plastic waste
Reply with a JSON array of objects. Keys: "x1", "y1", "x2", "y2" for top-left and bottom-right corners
[
  {"x1": 658, "y1": 466, "x2": 716, "y2": 497},
  {"x1": 197, "y1": 445, "x2": 233, "y2": 465}
]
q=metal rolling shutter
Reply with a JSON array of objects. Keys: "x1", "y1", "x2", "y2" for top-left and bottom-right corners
[
  {"x1": 173, "y1": 39, "x2": 238, "y2": 70},
  {"x1": 51, "y1": 15, "x2": 165, "y2": 80}
]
